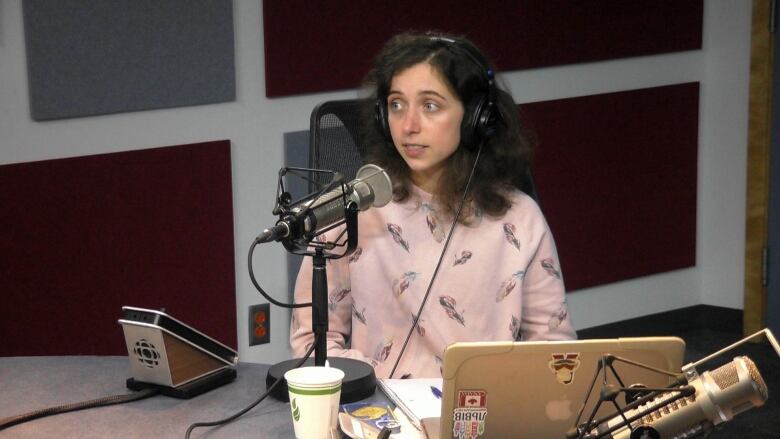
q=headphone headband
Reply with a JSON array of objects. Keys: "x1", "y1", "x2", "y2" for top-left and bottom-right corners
[{"x1": 428, "y1": 36, "x2": 495, "y2": 84}]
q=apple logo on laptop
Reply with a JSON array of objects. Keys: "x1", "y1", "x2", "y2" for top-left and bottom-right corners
[{"x1": 545, "y1": 397, "x2": 573, "y2": 421}]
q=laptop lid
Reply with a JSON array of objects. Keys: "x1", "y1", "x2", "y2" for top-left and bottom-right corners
[{"x1": 436, "y1": 337, "x2": 685, "y2": 439}]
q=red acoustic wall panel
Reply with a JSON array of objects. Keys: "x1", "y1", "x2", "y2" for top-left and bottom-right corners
[
  {"x1": 524, "y1": 83, "x2": 699, "y2": 291},
  {"x1": 263, "y1": 0, "x2": 702, "y2": 97},
  {"x1": 0, "y1": 141, "x2": 237, "y2": 355}
]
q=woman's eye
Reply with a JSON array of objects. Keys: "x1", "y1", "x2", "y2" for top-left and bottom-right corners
[
  {"x1": 388, "y1": 100, "x2": 403, "y2": 112},
  {"x1": 423, "y1": 102, "x2": 440, "y2": 112}
]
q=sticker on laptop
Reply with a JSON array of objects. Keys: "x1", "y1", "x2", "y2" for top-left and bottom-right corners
[
  {"x1": 548, "y1": 353, "x2": 581, "y2": 385},
  {"x1": 453, "y1": 390, "x2": 487, "y2": 438}
]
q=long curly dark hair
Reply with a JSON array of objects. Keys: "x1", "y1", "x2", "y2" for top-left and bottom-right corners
[{"x1": 360, "y1": 31, "x2": 536, "y2": 222}]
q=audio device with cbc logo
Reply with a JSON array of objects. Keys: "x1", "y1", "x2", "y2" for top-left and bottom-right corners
[{"x1": 118, "y1": 306, "x2": 238, "y2": 398}]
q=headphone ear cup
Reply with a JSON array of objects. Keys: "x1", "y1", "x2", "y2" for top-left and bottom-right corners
[
  {"x1": 461, "y1": 94, "x2": 495, "y2": 151},
  {"x1": 478, "y1": 100, "x2": 498, "y2": 140},
  {"x1": 374, "y1": 99, "x2": 392, "y2": 142}
]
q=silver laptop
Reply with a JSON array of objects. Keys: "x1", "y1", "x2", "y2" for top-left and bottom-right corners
[{"x1": 430, "y1": 337, "x2": 685, "y2": 439}]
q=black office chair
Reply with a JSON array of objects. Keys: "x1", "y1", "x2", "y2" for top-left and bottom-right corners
[
  {"x1": 308, "y1": 98, "x2": 369, "y2": 193},
  {"x1": 308, "y1": 98, "x2": 540, "y2": 204}
]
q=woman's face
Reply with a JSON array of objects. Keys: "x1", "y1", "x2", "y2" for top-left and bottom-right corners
[{"x1": 387, "y1": 62, "x2": 465, "y2": 193}]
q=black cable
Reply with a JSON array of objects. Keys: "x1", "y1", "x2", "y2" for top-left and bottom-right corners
[
  {"x1": 0, "y1": 387, "x2": 160, "y2": 431},
  {"x1": 248, "y1": 237, "x2": 310, "y2": 308},
  {"x1": 183, "y1": 337, "x2": 317, "y2": 439},
  {"x1": 387, "y1": 146, "x2": 484, "y2": 378}
]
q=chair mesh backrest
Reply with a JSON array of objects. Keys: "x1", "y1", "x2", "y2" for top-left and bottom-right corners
[{"x1": 309, "y1": 99, "x2": 368, "y2": 192}]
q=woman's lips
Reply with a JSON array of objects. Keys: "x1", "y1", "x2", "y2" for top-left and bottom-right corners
[{"x1": 403, "y1": 143, "x2": 426, "y2": 158}]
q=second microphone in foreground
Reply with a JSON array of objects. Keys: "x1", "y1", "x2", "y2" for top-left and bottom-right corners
[{"x1": 588, "y1": 355, "x2": 767, "y2": 439}]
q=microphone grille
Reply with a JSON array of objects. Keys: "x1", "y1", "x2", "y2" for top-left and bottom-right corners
[
  {"x1": 741, "y1": 356, "x2": 769, "y2": 400},
  {"x1": 355, "y1": 164, "x2": 392, "y2": 207},
  {"x1": 709, "y1": 360, "x2": 739, "y2": 390},
  {"x1": 709, "y1": 356, "x2": 768, "y2": 400}
]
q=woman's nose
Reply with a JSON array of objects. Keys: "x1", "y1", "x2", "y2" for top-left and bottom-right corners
[{"x1": 403, "y1": 108, "x2": 420, "y2": 134}]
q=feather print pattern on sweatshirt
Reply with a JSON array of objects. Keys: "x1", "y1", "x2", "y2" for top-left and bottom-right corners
[{"x1": 291, "y1": 186, "x2": 575, "y2": 378}]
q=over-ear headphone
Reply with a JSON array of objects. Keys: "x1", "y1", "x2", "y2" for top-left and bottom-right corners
[{"x1": 374, "y1": 35, "x2": 500, "y2": 151}]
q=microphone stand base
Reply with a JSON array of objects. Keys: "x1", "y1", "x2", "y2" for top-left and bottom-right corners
[{"x1": 266, "y1": 357, "x2": 376, "y2": 403}]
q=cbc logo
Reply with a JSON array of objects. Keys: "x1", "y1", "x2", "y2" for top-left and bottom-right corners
[{"x1": 133, "y1": 339, "x2": 161, "y2": 368}]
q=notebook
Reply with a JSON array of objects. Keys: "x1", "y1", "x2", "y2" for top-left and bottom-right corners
[{"x1": 426, "y1": 337, "x2": 685, "y2": 439}]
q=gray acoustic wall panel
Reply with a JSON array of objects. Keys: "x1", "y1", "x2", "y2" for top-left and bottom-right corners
[{"x1": 23, "y1": 0, "x2": 235, "y2": 121}]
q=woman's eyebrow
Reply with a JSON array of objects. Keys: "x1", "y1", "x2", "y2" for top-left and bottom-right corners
[{"x1": 388, "y1": 89, "x2": 448, "y2": 100}]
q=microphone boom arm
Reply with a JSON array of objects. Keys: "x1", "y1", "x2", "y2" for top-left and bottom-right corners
[
  {"x1": 568, "y1": 355, "x2": 688, "y2": 439},
  {"x1": 682, "y1": 328, "x2": 780, "y2": 383}
]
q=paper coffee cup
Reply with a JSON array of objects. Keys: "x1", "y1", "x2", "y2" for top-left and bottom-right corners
[{"x1": 285, "y1": 366, "x2": 345, "y2": 439}]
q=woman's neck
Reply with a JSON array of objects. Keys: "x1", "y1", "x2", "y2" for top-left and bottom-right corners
[{"x1": 410, "y1": 172, "x2": 441, "y2": 194}]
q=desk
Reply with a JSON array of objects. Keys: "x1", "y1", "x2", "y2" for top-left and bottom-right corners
[{"x1": 0, "y1": 356, "x2": 377, "y2": 438}]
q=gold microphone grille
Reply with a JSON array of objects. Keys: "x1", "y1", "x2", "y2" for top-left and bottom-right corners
[
  {"x1": 709, "y1": 356, "x2": 768, "y2": 400},
  {"x1": 710, "y1": 360, "x2": 739, "y2": 390},
  {"x1": 741, "y1": 356, "x2": 769, "y2": 400}
]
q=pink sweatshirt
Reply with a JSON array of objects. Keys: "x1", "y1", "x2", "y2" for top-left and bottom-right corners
[{"x1": 290, "y1": 186, "x2": 575, "y2": 378}]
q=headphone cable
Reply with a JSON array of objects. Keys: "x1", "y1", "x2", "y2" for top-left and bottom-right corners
[{"x1": 387, "y1": 146, "x2": 483, "y2": 378}]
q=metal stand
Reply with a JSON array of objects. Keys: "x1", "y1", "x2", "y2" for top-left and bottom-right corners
[
  {"x1": 265, "y1": 202, "x2": 376, "y2": 403},
  {"x1": 266, "y1": 357, "x2": 376, "y2": 403},
  {"x1": 312, "y1": 248, "x2": 328, "y2": 366}
]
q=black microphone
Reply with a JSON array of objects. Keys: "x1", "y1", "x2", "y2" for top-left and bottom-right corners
[
  {"x1": 257, "y1": 164, "x2": 392, "y2": 243},
  {"x1": 592, "y1": 356, "x2": 768, "y2": 439}
]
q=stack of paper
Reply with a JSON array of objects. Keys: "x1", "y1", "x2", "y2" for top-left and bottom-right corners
[{"x1": 376, "y1": 378, "x2": 443, "y2": 431}]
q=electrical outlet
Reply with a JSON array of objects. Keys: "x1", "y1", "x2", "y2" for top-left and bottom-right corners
[{"x1": 248, "y1": 303, "x2": 270, "y2": 346}]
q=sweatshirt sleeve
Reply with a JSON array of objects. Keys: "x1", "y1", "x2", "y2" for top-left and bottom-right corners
[
  {"x1": 518, "y1": 210, "x2": 577, "y2": 342},
  {"x1": 289, "y1": 252, "x2": 374, "y2": 364}
]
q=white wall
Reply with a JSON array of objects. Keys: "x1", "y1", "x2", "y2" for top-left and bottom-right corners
[{"x1": 0, "y1": 0, "x2": 752, "y2": 364}]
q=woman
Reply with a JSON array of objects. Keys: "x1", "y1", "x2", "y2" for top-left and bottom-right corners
[{"x1": 290, "y1": 32, "x2": 575, "y2": 379}]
